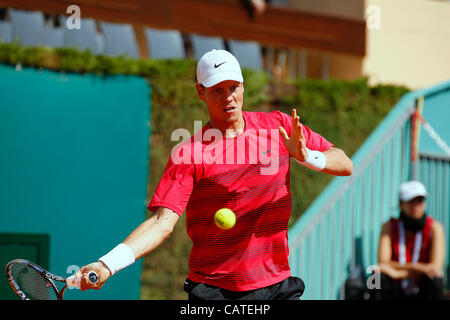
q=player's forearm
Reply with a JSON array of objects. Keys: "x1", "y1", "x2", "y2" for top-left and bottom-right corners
[
  {"x1": 78, "y1": 208, "x2": 179, "y2": 290},
  {"x1": 124, "y1": 207, "x2": 179, "y2": 261},
  {"x1": 321, "y1": 147, "x2": 353, "y2": 176}
]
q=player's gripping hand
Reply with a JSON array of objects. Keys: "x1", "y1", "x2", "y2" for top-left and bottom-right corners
[
  {"x1": 278, "y1": 108, "x2": 308, "y2": 162},
  {"x1": 77, "y1": 261, "x2": 111, "y2": 291}
]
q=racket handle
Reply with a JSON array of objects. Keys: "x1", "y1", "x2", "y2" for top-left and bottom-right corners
[
  {"x1": 87, "y1": 271, "x2": 99, "y2": 285},
  {"x1": 66, "y1": 271, "x2": 99, "y2": 289}
]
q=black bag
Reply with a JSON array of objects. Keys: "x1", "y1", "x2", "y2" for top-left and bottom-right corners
[{"x1": 344, "y1": 265, "x2": 370, "y2": 300}]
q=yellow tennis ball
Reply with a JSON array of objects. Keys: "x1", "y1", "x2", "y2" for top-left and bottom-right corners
[{"x1": 214, "y1": 208, "x2": 236, "y2": 230}]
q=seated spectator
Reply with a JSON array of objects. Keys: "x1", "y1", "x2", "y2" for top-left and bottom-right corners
[{"x1": 373, "y1": 181, "x2": 445, "y2": 300}]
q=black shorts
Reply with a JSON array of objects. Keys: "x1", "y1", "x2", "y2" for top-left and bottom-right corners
[{"x1": 184, "y1": 276, "x2": 305, "y2": 300}]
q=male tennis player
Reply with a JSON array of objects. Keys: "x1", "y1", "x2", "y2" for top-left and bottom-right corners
[{"x1": 76, "y1": 49, "x2": 353, "y2": 299}]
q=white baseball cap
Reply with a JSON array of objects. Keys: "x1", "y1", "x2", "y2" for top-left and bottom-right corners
[
  {"x1": 196, "y1": 49, "x2": 243, "y2": 88},
  {"x1": 399, "y1": 181, "x2": 427, "y2": 202}
]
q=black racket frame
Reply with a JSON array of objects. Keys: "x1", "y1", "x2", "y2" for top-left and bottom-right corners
[{"x1": 6, "y1": 258, "x2": 70, "y2": 300}]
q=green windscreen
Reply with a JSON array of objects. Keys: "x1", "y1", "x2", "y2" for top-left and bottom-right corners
[{"x1": 0, "y1": 233, "x2": 50, "y2": 300}]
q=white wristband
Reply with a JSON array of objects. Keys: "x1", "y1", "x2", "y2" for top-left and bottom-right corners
[
  {"x1": 99, "y1": 243, "x2": 135, "y2": 276},
  {"x1": 295, "y1": 148, "x2": 326, "y2": 171}
]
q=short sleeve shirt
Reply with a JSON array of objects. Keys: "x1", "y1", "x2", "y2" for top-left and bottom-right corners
[{"x1": 148, "y1": 110, "x2": 333, "y2": 291}]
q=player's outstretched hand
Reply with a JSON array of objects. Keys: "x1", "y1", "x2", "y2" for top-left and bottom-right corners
[
  {"x1": 76, "y1": 261, "x2": 111, "y2": 291},
  {"x1": 278, "y1": 108, "x2": 308, "y2": 162}
]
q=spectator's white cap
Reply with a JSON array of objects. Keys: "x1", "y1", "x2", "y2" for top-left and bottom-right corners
[
  {"x1": 399, "y1": 181, "x2": 427, "y2": 202},
  {"x1": 196, "y1": 49, "x2": 243, "y2": 88}
]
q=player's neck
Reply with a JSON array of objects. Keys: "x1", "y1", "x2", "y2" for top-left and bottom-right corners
[{"x1": 210, "y1": 114, "x2": 245, "y2": 138}]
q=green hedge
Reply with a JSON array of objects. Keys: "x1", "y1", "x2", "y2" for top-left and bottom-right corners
[{"x1": 0, "y1": 42, "x2": 409, "y2": 299}]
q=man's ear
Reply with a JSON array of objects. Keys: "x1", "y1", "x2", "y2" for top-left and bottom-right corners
[{"x1": 196, "y1": 83, "x2": 206, "y2": 101}]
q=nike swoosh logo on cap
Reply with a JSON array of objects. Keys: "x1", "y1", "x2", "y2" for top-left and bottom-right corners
[{"x1": 214, "y1": 62, "x2": 226, "y2": 68}]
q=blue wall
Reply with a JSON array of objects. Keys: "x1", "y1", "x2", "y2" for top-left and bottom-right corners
[{"x1": 0, "y1": 64, "x2": 151, "y2": 299}]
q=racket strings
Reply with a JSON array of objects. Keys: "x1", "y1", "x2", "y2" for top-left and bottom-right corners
[{"x1": 9, "y1": 263, "x2": 58, "y2": 300}]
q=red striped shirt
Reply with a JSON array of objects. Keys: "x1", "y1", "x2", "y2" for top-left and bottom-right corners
[{"x1": 148, "y1": 111, "x2": 333, "y2": 291}]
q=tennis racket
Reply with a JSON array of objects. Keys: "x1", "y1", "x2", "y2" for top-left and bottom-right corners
[{"x1": 5, "y1": 259, "x2": 98, "y2": 300}]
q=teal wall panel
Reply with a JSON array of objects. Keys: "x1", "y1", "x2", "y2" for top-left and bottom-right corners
[
  {"x1": 0, "y1": 64, "x2": 151, "y2": 300},
  {"x1": 418, "y1": 154, "x2": 450, "y2": 288},
  {"x1": 419, "y1": 85, "x2": 450, "y2": 157}
]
